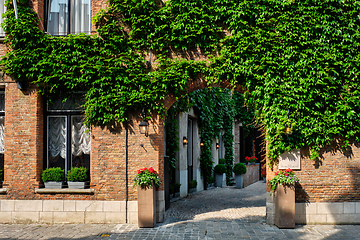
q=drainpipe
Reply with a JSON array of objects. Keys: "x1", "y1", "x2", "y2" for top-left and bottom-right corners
[
  {"x1": 125, "y1": 121, "x2": 129, "y2": 223},
  {"x1": 13, "y1": 0, "x2": 18, "y2": 19}
]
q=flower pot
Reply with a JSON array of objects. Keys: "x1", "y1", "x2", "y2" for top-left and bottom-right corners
[
  {"x1": 44, "y1": 181, "x2": 63, "y2": 189},
  {"x1": 215, "y1": 173, "x2": 223, "y2": 188},
  {"x1": 137, "y1": 185, "x2": 156, "y2": 228},
  {"x1": 235, "y1": 174, "x2": 243, "y2": 189},
  {"x1": 263, "y1": 177, "x2": 266, "y2": 183},
  {"x1": 67, "y1": 181, "x2": 87, "y2": 189},
  {"x1": 275, "y1": 184, "x2": 295, "y2": 229}
]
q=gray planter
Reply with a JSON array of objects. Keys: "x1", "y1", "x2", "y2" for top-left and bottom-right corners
[
  {"x1": 235, "y1": 174, "x2": 243, "y2": 189},
  {"x1": 215, "y1": 173, "x2": 223, "y2": 188},
  {"x1": 67, "y1": 181, "x2": 86, "y2": 189},
  {"x1": 44, "y1": 181, "x2": 63, "y2": 189}
]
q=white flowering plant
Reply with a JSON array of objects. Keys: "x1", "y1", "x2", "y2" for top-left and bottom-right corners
[{"x1": 268, "y1": 168, "x2": 299, "y2": 194}]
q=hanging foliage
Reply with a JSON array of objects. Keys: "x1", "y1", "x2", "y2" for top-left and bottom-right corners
[{"x1": 2, "y1": 0, "x2": 360, "y2": 165}]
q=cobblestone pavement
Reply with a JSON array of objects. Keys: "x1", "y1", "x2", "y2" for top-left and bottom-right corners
[{"x1": 1, "y1": 181, "x2": 360, "y2": 239}]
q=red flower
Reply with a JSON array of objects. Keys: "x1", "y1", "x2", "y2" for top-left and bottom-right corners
[
  {"x1": 148, "y1": 167, "x2": 155, "y2": 174},
  {"x1": 275, "y1": 171, "x2": 279, "y2": 176},
  {"x1": 285, "y1": 173, "x2": 289, "y2": 176}
]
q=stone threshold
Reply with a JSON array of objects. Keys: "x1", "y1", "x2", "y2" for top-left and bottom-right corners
[
  {"x1": 0, "y1": 188, "x2": 7, "y2": 194},
  {"x1": 35, "y1": 188, "x2": 95, "y2": 194}
]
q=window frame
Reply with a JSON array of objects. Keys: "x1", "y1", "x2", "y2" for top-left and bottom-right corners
[
  {"x1": 44, "y1": 95, "x2": 90, "y2": 174},
  {"x1": 44, "y1": 0, "x2": 91, "y2": 36}
]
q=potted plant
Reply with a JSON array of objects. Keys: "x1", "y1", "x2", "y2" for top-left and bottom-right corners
[
  {"x1": 133, "y1": 167, "x2": 160, "y2": 228},
  {"x1": 42, "y1": 167, "x2": 65, "y2": 188},
  {"x1": 233, "y1": 163, "x2": 246, "y2": 189},
  {"x1": 214, "y1": 164, "x2": 226, "y2": 188},
  {"x1": 67, "y1": 167, "x2": 89, "y2": 189},
  {"x1": 0, "y1": 168, "x2": 3, "y2": 188},
  {"x1": 188, "y1": 180, "x2": 197, "y2": 193},
  {"x1": 245, "y1": 156, "x2": 257, "y2": 165},
  {"x1": 268, "y1": 168, "x2": 299, "y2": 229}
]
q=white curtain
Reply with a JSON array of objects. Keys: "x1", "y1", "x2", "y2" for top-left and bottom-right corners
[
  {"x1": 0, "y1": 116, "x2": 4, "y2": 154},
  {"x1": 48, "y1": 0, "x2": 69, "y2": 35},
  {"x1": 48, "y1": 116, "x2": 66, "y2": 159},
  {"x1": 48, "y1": 0, "x2": 90, "y2": 35},
  {"x1": 71, "y1": 116, "x2": 90, "y2": 156},
  {"x1": 70, "y1": 0, "x2": 91, "y2": 34},
  {"x1": 0, "y1": 0, "x2": 6, "y2": 37}
]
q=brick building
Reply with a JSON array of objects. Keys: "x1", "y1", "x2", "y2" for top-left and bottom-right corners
[{"x1": 0, "y1": 0, "x2": 359, "y2": 226}]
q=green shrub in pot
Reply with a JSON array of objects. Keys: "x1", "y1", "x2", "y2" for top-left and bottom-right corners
[
  {"x1": 41, "y1": 167, "x2": 65, "y2": 182},
  {"x1": 233, "y1": 163, "x2": 247, "y2": 175},
  {"x1": 67, "y1": 167, "x2": 89, "y2": 182},
  {"x1": 214, "y1": 164, "x2": 227, "y2": 174}
]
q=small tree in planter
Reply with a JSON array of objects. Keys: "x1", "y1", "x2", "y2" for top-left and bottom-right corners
[
  {"x1": 42, "y1": 167, "x2": 65, "y2": 188},
  {"x1": 214, "y1": 164, "x2": 226, "y2": 188},
  {"x1": 233, "y1": 163, "x2": 246, "y2": 189},
  {"x1": 67, "y1": 167, "x2": 89, "y2": 189}
]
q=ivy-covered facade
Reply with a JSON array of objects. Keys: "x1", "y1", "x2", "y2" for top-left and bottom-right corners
[{"x1": 0, "y1": 0, "x2": 360, "y2": 225}]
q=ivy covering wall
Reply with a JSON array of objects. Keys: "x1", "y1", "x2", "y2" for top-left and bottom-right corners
[
  {"x1": 166, "y1": 89, "x2": 254, "y2": 185},
  {"x1": 2, "y1": 0, "x2": 360, "y2": 165}
]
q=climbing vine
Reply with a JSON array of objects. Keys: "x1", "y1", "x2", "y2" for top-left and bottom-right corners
[{"x1": 2, "y1": 0, "x2": 360, "y2": 165}]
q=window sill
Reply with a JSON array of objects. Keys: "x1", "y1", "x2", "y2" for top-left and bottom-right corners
[
  {"x1": 35, "y1": 188, "x2": 94, "y2": 194},
  {"x1": 0, "y1": 188, "x2": 7, "y2": 194}
]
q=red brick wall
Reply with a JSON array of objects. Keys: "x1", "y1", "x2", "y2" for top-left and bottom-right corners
[
  {"x1": 3, "y1": 83, "x2": 44, "y2": 199},
  {"x1": 266, "y1": 142, "x2": 360, "y2": 203}
]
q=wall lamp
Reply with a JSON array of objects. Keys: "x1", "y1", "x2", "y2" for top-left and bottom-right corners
[
  {"x1": 216, "y1": 143, "x2": 220, "y2": 150},
  {"x1": 139, "y1": 108, "x2": 148, "y2": 136},
  {"x1": 200, "y1": 142, "x2": 204, "y2": 147},
  {"x1": 183, "y1": 136, "x2": 188, "y2": 145}
]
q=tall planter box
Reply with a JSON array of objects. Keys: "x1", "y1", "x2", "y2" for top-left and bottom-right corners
[
  {"x1": 275, "y1": 184, "x2": 295, "y2": 228},
  {"x1": 215, "y1": 174, "x2": 223, "y2": 188},
  {"x1": 235, "y1": 174, "x2": 243, "y2": 189},
  {"x1": 137, "y1": 185, "x2": 156, "y2": 228}
]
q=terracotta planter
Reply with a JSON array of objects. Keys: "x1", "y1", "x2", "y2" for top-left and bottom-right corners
[
  {"x1": 275, "y1": 184, "x2": 295, "y2": 228},
  {"x1": 137, "y1": 185, "x2": 156, "y2": 228}
]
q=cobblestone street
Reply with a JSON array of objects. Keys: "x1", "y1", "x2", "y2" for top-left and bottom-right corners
[{"x1": 1, "y1": 181, "x2": 360, "y2": 239}]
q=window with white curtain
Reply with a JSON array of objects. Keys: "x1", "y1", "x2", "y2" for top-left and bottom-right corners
[
  {"x1": 0, "y1": 91, "x2": 4, "y2": 172},
  {"x1": 46, "y1": 94, "x2": 90, "y2": 172},
  {"x1": 0, "y1": 0, "x2": 6, "y2": 37},
  {"x1": 46, "y1": 0, "x2": 91, "y2": 35}
]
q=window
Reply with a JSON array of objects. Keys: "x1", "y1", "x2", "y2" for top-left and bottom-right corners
[
  {"x1": 46, "y1": 94, "x2": 90, "y2": 172},
  {"x1": 46, "y1": 0, "x2": 91, "y2": 35},
  {"x1": 0, "y1": 0, "x2": 6, "y2": 37},
  {"x1": 0, "y1": 91, "x2": 4, "y2": 172}
]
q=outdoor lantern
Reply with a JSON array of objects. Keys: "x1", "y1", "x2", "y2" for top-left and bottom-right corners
[
  {"x1": 200, "y1": 142, "x2": 204, "y2": 147},
  {"x1": 139, "y1": 120, "x2": 148, "y2": 136},
  {"x1": 216, "y1": 143, "x2": 220, "y2": 149},
  {"x1": 183, "y1": 136, "x2": 188, "y2": 145},
  {"x1": 139, "y1": 108, "x2": 148, "y2": 136}
]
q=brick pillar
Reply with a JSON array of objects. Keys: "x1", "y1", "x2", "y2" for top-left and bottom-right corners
[{"x1": 4, "y1": 83, "x2": 44, "y2": 199}]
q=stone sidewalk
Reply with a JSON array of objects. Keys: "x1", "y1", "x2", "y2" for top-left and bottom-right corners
[{"x1": 1, "y1": 181, "x2": 360, "y2": 239}]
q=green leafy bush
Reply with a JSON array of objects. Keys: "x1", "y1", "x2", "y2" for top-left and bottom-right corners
[
  {"x1": 0, "y1": 168, "x2": 3, "y2": 181},
  {"x1": 188, "y1": 180, "x2": 197, "y2": 189},
  {"x1": 67, "y1": 167, "x2": 89, "y2": 182},
  {"x1": 41, "y1": 167, "x2": 65, "y2": 182},
  {"x1": 233, "y1": 163, "x2": 247, "y2": 175},
  {"x1": 214, "y1": 164, "x2": 226, "y2": 174}
]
